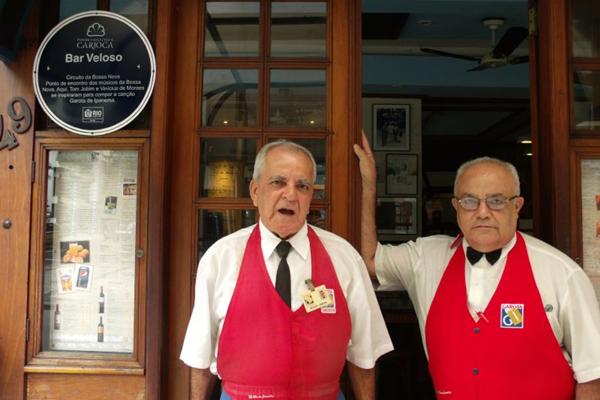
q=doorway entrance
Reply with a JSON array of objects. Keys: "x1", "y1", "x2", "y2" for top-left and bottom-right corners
[{"x1": 361, "y1": 1, "x2": 532, "y2": 398}]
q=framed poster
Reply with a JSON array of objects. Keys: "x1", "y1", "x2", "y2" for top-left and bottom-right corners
[
  {"x1": 376, "y1": 197, "x2": 417, "y2": 234},
  {"x1": 580, "y1": 158, "x2": 600, "y2": 276},
  {"x1": 385, "y1": 154, "x2": 418, "y2": 195},
  {"x1": 372, "y1": 104, "x2": 410, "y2": 150}
]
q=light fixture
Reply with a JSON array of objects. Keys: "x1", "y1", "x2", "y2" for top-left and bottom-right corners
[{"x1": 520, "y1": 139, "x2": 532, "y2": 144}]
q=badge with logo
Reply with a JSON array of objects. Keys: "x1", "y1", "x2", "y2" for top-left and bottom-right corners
[{"x1": 500, "y1": 303, "x2": 524, "y2": 329}]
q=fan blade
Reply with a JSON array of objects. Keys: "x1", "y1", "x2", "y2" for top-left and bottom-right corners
[
  {"x1": 509, "y1": 55, "x2": 529, "y2": 64},
  {"x1": 492, "y1": 27, "x2": 528, "y2": 58},
  {"x1": 420, "y1": 48, "x2": 480, "y2": 62},
  {"x1": 467, "y1": 64, "x2": 490, "y2": 72}
]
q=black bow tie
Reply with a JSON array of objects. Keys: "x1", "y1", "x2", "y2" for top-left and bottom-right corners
[{"x1": 466, "y1": 246, "x2": 502, "y2": 265}]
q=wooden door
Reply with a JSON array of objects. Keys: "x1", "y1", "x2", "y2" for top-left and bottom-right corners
[
  {"x1": 165, "y1": 1, "x2": 359, "y2": 398},
  {"x1": 0, "y1": 19, "x2": 36, "y2": 400}
]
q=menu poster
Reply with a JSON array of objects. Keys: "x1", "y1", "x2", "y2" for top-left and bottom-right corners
[
  {"x1": 45, "y1": 150, "x2": 137, "y2": 353},
  {"x1": 581, "y1": 159, "x2": 600, "y2": 278},
  {"x1": 580, "y1": 159, "x2": 600, "y2": 306}
]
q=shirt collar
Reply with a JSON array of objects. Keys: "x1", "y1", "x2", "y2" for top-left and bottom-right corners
[
  {"x1": 258, "y1": 220, "x2": 309, "y2": 260},
  {"x1": 461, "y1": 233, "x2": 517, "y2": 265}
]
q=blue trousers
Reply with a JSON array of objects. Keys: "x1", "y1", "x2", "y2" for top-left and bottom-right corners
[{"x1": 220, "y1": 390, "x2": 345, "y2": 400}]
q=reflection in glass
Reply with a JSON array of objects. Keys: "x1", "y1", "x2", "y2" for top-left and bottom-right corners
[
  {"x1": 59, "y1": 0, "x2": 96, "y2": 20},
  {"x1": 200, "y1": 138, "x2": 257, "y2": 198},
  {"x1": 573, "y1": 71, "x2": 600, "y2": 130},
  {"x1": 198, "y1": 209, "x2": 257, "y2": 258},
  {"x1": 269, "y1": 69, "x2": 326, "y2": 127},
  {"x1": 111, "y1": 0, "x2": 150, "y2": 34},
  {"x1": 572, "y1": 0, "x2": 600, "y2": 58},
  {"x1": 43, "y1": 150, "x2": 138, "y2": 354},
  {"x1": 204, "y1": 2, "x2": 260, "y2": 57},
  {"x1": 307, "y1": 209, "x2": 327, "y2": 229},
  {"x1": 271, "y1": 2, "x2": 326, "y2": 57},
  {"x1": 202, "y1": 69, "x2": 259, "y2": 127}
]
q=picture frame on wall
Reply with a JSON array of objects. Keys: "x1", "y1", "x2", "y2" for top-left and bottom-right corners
[
  {"x1": 376, "y1": 197, "x2": 417, "y2": 234},
  {"x1": 372, "y1": 104, "x2": 410, "y2": 150},
  {"x1": 385, "y1": 154, "x2": 418, "y2": 195}
]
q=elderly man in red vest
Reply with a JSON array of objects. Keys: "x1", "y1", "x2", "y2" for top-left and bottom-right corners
[
  {"x1": 181, "y1": 140, "x2": 393, "y2": 400},
  {"x1": 354, "y1": 132, "x2": 600, "y2": 399}
]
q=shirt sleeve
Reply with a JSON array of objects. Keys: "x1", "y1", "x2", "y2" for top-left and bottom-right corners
[
  {"x1": 374, "y1": 240, "x2": 423, "y2": 291},
  {"x1": 560, "y1": 268, "x2": 600, "y2": 383},
  {"x1": 180, "y1": 248, "x2": 219, "y2": 370},
  {"x1": 344, "y1": 247, "x2": 394, "y2": 369}
]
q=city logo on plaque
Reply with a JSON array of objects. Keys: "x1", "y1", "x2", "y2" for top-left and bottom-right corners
[{"x1": 33, "y1": 11, "x2": 156, "y2": 136}]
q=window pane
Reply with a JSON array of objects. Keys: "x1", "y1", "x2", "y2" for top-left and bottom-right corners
[
  {"x1": 204, "y1": 2, "x2": 260, "y2": 57},
  {"x1": 43, "y1": 150, "x2": 138, "y2": 354},
  {"x1": 202, "y1": 69, "x2": 259, "y2": 127},
  {"x1": 573, "y1": 70, "x2": 600, "y2": 130},
  {"x1": 271, "y1": 2, "x2": 326, "y2": 57},
  {"x1": 198, "y1": 209, "x2": 257, "y2": 258},
  {"x1": 572, "y1": 0, "x2": 600, "y2": 58},
  {"x1": 111, "y1": 0, "x2": 150, "y2": 34},
  {"x1": 307, "y1": 209, "x2": 327, "y2": 229},
  {"x1": 59, "y1": 0, "x2": 96, "y2": 20},
  {"x1": 200, "y1": 138, "x2": 257, "y2": 198},
  {"x1": 269, "y1": 69, "x2": 326, "y2": 128}
]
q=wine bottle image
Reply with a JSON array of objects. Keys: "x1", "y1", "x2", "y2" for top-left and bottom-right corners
[
  {"x1": 54, "y1": 304, "x2": 61, "y2": 330},
  {"x1": 97, "y1": 316, "x2": 104, "y2": 342},
  {"x1": 99, "y1": 285, "x2": 105, "y2": 314}
]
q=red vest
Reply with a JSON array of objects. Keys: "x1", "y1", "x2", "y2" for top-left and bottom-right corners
[
  {"x1": 425, "y1": 233, "x2": 575, "y2": 399},
  {"x1": 217, "y1": 226, "x2": 352, "y2": 400}
]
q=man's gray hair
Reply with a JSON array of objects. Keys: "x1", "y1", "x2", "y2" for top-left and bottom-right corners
[
  {"x1": 454, "y1": 156, "x2": 520, "y2": 196},
  {"x1": 252, "y1": 140, "x2": 317, "y2": 183}
]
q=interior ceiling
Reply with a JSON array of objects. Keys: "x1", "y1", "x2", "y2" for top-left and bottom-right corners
[{"x1": 362, "y1": 0, "x2": 530, "y2": 144}]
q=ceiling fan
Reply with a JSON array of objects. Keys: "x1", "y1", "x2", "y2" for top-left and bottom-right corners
[{"x1": 420, "y1": 18, "x2": 529, "y2": 71}]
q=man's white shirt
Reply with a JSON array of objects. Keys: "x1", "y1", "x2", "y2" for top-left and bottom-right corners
[
  {"x1": 375, "y1": 232, "x2": 600, "y2": 383},
  {"x1": 180, "y1": 221, "x2": 393, "y2": 375}
]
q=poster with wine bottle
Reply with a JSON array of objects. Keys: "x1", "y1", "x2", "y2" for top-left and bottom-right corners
[{"x1": 43, "y1": 150, "x2": 137, "y2": 353}]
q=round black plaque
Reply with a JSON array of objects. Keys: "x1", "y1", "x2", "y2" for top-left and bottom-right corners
[{"x1": 33, "y1": 11, "x2": 156, "y2": 135}]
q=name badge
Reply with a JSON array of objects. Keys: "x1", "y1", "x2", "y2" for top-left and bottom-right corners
[{"x1": 303, "y1": 279, "x2": 333, "y2": 313}]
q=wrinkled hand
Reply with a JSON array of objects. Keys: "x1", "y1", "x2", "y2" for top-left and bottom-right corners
[{"x1": 353, "y1": 129, "x2": 377, "y2": 190}]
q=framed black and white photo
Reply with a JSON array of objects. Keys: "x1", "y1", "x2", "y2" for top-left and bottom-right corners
[
  {"x1": 385, "y1": 154, "x2": 418, "y2": 195},
  {"x1": 376, "y1": 197, "x2": 417, "y2": 234},
  {"x1": 373, "y1": 104, "x2": 410, "y2": 150}
]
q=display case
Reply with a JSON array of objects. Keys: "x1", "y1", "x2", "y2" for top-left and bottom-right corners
[
  {"x1": 27, "y1": 139, "x2": 148, "y2": 371},
  {"x1": 571, "y1": 147, "x2": 600, "y2": 303}
]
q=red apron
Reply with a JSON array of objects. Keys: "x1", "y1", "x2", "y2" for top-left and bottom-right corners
[
  {"x1": 425, "y1": 233, "x2": 575, "y2": 399},
  {"x1": 217, "y1": 226, "x2": 352, "y2": 400}
]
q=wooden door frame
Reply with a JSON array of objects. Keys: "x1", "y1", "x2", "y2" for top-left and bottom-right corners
[
  {"x1": 0, "y1": 6, "x2": 38, "y2": 399},
  {"x1": 164, "y1": 1, "x2": 362, "y2": 398},
  {"x1": 534, "y1": 0, "x2": 571, "y2": 252}
]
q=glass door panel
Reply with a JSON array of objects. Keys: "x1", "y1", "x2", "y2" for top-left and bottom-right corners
[
  {"x1": 43, "y1": 150, "x2": 139, "y2": 354},
  {"x1": 199, "y1": 137, "x2": 257, "y2": 198},
  {"x1": 270, "y1": 2, "x2": 327, "y2": 57},
  {"x1": 269, "y1": 69, "x2": 326, "y2": 128},
  {"x1": 202, "y1": 68, "x2": 259, "y2": 127},
  {"x1": 204, "y1": 2, "x2": 260, "y2": 57}
]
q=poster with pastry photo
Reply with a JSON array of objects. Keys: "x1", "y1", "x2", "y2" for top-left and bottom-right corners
[{"x1": 60, "y1": 240, "x2": 91, "y2": 263}]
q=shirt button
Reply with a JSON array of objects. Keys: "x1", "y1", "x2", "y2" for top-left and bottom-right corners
[
  {"x1": 472, "y1": 368, "x2": 479, "y2": 375},
  {"x1": 473, "y1": 327, "x2": 480, "y2": 334}
]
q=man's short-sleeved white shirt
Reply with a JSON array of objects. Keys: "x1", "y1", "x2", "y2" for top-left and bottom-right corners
[
  {"x1": 180, "y1": 221, "x2": 393, "y2": 375},
  {"x1": 375, "y1": 232, "x2": 600, "y2": 383}
]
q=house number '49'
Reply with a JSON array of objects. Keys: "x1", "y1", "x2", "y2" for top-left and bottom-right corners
[{"x1": 0, "y1": 97, "x2": 32, "y2": 151}]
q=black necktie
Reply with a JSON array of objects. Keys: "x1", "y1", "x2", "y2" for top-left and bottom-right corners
[
  {"x1": 275, "y1": 241, "x2": 292, "y2": 307},
  {"x1": 466, "y1": 246, "x2": 502, "y2": 266}
]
